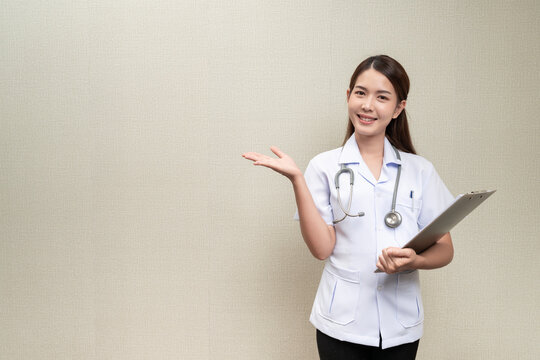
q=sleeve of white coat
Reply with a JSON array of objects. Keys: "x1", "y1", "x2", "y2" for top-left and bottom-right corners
[
  {"x1": 417, "y1": 163, "x2": 454, "y2": 230},
  {"x1": 293, "y1": 159, "x2": 334, "y2": 225}
]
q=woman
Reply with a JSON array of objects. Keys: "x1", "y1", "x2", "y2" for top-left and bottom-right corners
[{"x1": 242, "y1": 55, "x2": 454, "y2": 359}]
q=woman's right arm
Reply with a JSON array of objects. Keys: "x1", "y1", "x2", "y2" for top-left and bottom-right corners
[{"x1": 242, "y1": 147, "x2": 335, "y2": 260}]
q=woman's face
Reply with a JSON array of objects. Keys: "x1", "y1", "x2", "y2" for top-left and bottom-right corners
[{"x1": 347, "y1": 67, "x2": 406, "y2": 140}]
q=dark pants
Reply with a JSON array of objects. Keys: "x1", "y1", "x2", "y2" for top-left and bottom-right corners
[{"x1": 316, "y1": 330, "x2": 419, "y2": 360}]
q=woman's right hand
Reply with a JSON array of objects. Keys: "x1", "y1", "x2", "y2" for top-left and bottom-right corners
[
  {"x1": 243, "y1": 146, "x2": 336, "y2": 259},
  {"x1": 242, "y1": 146, "x2": 302, "y2": 181}
]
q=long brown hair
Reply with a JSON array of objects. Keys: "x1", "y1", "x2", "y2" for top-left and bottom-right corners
[{"x1": 343, "y1": 55, "x2": 416, "y2": 154}]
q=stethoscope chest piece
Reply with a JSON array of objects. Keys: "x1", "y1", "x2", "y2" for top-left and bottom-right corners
[
  {"x1": 334, "y1": 145, "x2": 403, "y2": 228},
  {"x1": 384, "y1": 211, "x2": 402, "y2": 228}
]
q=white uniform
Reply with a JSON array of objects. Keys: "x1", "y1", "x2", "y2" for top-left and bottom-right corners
[{"x1": 295, "y1": 134, "x2": 454, "y2": 349}]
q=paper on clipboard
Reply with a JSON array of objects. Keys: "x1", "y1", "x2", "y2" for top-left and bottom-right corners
[{"x1": 374, "y1": 189, "x2": 496, "y2": 273}]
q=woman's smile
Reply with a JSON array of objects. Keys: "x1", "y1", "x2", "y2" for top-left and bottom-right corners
[{"x1": 357, "y1": 113, "x2": 377, "y2": 124}]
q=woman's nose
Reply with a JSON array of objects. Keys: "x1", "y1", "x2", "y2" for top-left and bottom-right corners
[{"x1": 362, "y1": 98, "x2": 373, "y2": 111}]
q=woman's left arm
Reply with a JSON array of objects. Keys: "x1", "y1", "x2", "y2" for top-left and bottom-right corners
[{"x1": 376, "y1": 232, "x2": 453, "y2": 274}]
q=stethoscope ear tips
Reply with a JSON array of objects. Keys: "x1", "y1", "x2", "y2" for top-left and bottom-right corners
[{"x1": 384, "y1": 211, "x2": 402, "y2": 228}]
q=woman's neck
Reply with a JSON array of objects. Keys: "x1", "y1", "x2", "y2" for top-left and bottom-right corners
[
  {"x1": 355, "y1": 132, "x2": 385, "y2": 180},
  {"x1": 354, "y1": 132, "x2": 385, "y2": 158}
]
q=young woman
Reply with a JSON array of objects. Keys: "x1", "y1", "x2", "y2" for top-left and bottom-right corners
[{"x1": 242, "y1": 55, "x2": 454, "y2": 359}]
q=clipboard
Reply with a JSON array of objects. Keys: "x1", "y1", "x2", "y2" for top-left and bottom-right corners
[{"x1": 374, "y1": 190, "x2": 496, "y2": 273}]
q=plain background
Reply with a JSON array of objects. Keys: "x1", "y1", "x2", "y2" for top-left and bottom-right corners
[{"x1": 1, "y1": 0, "x2": 539, "y2": 359}]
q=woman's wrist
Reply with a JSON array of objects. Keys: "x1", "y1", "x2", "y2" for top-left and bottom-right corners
[
  {"x1": 289, "y1": 172, "x2": 305, "y2": 185},
  {"x1": 410, "y1": 253, "x2": 426, "y2": 270}
]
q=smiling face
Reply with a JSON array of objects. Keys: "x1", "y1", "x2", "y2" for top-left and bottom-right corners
[{"x1": 347, "y1": 67, "x2": 406, "y2": 141}]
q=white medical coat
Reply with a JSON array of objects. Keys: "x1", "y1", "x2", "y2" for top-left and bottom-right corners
[{"x1": 295, "y1": 135, "x2": 454, "y2": 349}]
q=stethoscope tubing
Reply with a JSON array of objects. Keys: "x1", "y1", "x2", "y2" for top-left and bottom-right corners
[
  {"x1": 333, "y1": 145, "x2": 402, "y2": 227},
  {"x1": 334, "y1": 165, "x2": 365, "y2": 224}
]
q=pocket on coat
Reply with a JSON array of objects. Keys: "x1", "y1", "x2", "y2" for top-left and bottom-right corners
[
  {"x1": 316, "y1": 268, "x2": 359, "y2": 326},
  {"x1": 395, "y1": 196, "x2": 423, "y2": 247},
  {"x1": 396, "y1": 270, "x2": 424, "y2": 328}
]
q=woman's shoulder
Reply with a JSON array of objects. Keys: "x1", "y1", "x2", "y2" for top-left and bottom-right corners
[
  {"x1": 300, "y1": 146, "x2": 343, "y2": 177},
  {"x1": 398, "y1": 152, "x2": 441, "y2": 181},
  {"x1": 309, "y1": 146, "x2": 343, "y2": 167},
  {"x1": 399, "y1": 151, "x2": 435, "y2": 169}
]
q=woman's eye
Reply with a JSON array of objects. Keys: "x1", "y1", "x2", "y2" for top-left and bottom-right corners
[
  {"x1": 378, "y1": 96, "x2": 389, "y2": 100},
  {"x1": 355, "y1": 91, "x2": 365, "y2": 96}
]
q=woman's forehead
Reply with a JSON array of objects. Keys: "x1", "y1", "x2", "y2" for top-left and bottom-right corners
[{"x1": 354, "y1": 68, "x2": 395, "y2": 92}]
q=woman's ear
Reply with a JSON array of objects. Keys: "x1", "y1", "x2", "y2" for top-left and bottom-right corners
[
  {"x1": 346, "y1": 88, "x2": 351, "y2": 101},
  {"x1": 393, "y1": 100, "x2": 406, "y2": 119}
]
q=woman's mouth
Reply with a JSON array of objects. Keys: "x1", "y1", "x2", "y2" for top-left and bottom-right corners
[{"x1": 357, "y1": 114, "x2": 376, "y2": 124}]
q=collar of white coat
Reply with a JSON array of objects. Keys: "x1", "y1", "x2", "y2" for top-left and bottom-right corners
[{"x1": 338, "y1": 134, "x2": 402, "y2": 166}]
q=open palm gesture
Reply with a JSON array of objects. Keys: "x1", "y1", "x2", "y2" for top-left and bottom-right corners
[{"x1": 242, "y1": 146, "x2": 302, "y2": 181}]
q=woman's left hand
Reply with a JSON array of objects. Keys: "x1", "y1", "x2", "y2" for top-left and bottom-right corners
[{"x1": 376, "y1": 247, "x2": 418, "y2": 274}]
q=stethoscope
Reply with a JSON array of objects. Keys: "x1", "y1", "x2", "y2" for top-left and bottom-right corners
[{"x1": 333, "y1": 146, "x2": 402, "y2": 227}]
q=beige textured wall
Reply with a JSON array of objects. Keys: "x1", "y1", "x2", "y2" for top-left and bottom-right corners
[{"x1": 1, "y1": 0, "x2": 538, "y2": 359}]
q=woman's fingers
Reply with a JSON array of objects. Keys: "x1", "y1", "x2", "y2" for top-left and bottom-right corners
[
  {"x1": 379, "y1": 247, "x2": 416, "y2": 273},
  {"x1": 380, "y1": 249, "x2": 397, "y2": 273},
  {"x1": 242, "y1": 148, "x2": 286, "y2": 167},
  {"x1": 241, "y1": 152, "x2": 262, "y2": 161},
  {"x1": 243, "y1": 147, "x2": 288, "y2": 161},
  {"x1": 383, "y1": 248, "x2": 396, "y2": 268},
  {"x1": 242, "y1": 152, "x2": 278, "y2": 171},
  {"x1": 242, "y1": 147, "x2": 301, "y2": 180},
  {"x1": 269, "y1": 146, "x2": 286, "y2": 158},
  {"x1": 242, "y1": 152, "x2": 271, "y2": 164},
  {"x1": 376, "y1": 256, "x2": 387, "y2": 272}
]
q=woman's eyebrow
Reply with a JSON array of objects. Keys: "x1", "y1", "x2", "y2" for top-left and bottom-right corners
[{"x1": 354, "y1": 85, "x2": 392, "y2": 95}]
